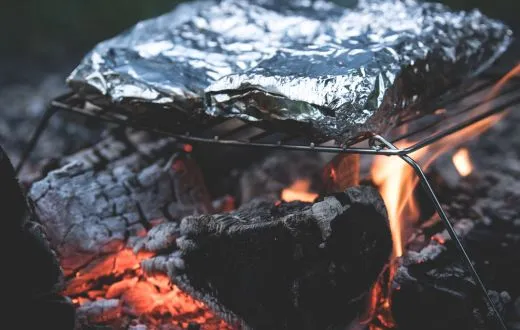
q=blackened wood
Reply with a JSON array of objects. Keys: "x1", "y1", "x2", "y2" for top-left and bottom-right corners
[
  {"x1": 137, "y1": 186, "x2": 392, "y2": 330},
  {"x1": 392, "y1": 170, "x2": 520, "y2": 330}
]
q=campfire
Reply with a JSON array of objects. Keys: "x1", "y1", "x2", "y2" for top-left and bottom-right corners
[
  {"x1": 22, "y1": 63, "x2": 519, "y2": 328},
  {"x1": 7, "y1": 0, "x2": 520, "y2": 330}
]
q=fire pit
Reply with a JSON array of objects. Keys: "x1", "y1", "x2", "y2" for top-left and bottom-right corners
[{"x1": 7, "y1": 0, "x2": 520, "y2": 329}]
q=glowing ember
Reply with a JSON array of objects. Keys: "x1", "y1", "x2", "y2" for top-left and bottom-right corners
[
  {"x1": 452, "y1": 148, "x2": 474, "y2": 177},
  {"x1": 64, "y1": 247, "x2": 231, "y2": 329},
  {"x1": 281, "y1": 179, "x2": 319, "y2": 202},
  {"x1": 183, "y1": 144, "x2": 193, "y2": 153}
]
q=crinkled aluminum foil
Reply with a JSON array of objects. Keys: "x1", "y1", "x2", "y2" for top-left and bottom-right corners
[{"x1": 67, "y1": 0, "x2": 512, "y2": 144}]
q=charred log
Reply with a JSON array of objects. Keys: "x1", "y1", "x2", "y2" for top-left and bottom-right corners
[
  {"x1": 29, "y1": 129, "x2": 213, "y2": 276},
  {"x1": 137, "y1": 186, "x2": 392, "y2": 330},
  {"x1": 392, "y1": 168, "x2": 520, "y2": 330}
]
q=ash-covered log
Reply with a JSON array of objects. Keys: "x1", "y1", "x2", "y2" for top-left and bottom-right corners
[
  {"x1": 29, "y1": 129, "x2": 213, "y2": 276},
  {"x1": 137, "y1": 186, "x2": 392, "y2": 329},
  {"x1": 2, "y1": 144, "x2": 75, "y2": 329}
]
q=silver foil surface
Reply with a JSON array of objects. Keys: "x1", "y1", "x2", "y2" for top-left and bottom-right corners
[{"x1": 67, "y1": 0, "x2": 512, "y2": 144}]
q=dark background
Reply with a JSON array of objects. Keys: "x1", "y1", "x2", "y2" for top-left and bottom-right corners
[{"x1": 0, "y1": 0, "x2": 517, "y2": 83}]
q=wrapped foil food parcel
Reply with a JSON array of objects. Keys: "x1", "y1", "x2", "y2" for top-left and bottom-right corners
[{"x1": 67, "y1": 0, "x2": 512, "y2": 144}]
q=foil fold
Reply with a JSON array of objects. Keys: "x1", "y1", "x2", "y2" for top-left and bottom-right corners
[{"x1": 67, "y1": 0, "x2": 512, "y2": 143}]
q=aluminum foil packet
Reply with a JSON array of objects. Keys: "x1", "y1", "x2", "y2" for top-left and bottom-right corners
[{"x1": 67, "y1": 0, "x2": 512, "y2": 144}]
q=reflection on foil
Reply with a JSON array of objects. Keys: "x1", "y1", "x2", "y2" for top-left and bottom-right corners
[{"x1": 68, "y1": 0, "x2": 512, "y2": 144}]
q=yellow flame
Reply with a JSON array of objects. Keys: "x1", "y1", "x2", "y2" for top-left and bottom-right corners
[
  {"x1": 452, "y1": 148, "x2": 474, "y2": 177},
  {"x1": 370, "y1": 63, "x2": 520, "y2": 258},
  {"x1": 281, "y1": 179, "x2": 319, "y2": 203},
  {"x1": 371, "y1": 142, "x2": 426, "y2": 257}
]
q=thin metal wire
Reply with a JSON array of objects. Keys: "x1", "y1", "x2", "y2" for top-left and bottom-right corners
[
  {"x1": 392, "y1": 80, "x2": 520, "y2": 144},
  {"x1": 42, "y1": 94, "x2": 517, "y2": 158},
  {"x1": 14, "y1": 106, "x2": 58, "y2": 175},
  {"x1": 15, "y1": 75, "x2": 517, "y2": 176}
]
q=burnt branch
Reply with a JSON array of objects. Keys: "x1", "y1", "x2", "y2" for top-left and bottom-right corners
[{"x1": 137, "y1": 186, "x2": 392, "y2": 330}]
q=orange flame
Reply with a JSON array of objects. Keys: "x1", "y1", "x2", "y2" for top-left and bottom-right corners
[
  {"x1": 371, "y1": 142, "x2": 425, "y2": 257},
  {"x1": 281, "y1": 179, "x2": 319, "y2": 202},
  {"x1": 371, "y1": 63, "x2": 520, "y2": 258},
  {"x1": 452, "y1": 148, "x2": 474, "y2": 177},
  {"x1": 368, "y1": 63, "x2": 520, "y2": 328}
]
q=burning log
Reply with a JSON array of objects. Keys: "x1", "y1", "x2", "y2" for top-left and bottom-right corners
[
  {"x1": 1, "y1": 144, "x2": 75, "y2": 329},
  {"x1": 26, "y1": 129, "x2": 234, "y2": 329},
  {"x1": 29, "y1": 129, "x2": 213, "y2": 275},
  {"x1": 390, "y1": 168, "x2": 520, "y2": 330},
  {"x1": 391, "y1": 234, "x2": 510, "y2": 330},
  {"x1": 137, "y1": 186, "x2": 392, "y2": 329}
]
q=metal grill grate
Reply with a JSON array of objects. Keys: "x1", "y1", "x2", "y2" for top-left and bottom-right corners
[
  {"x1": 16, "y1": 71, "x2": 520, "y2": 330},
  {"x1": 45, "y1": 73, "x2": 520, "y2": 157}
]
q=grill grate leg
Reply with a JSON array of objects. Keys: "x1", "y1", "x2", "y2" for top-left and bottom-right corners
[
  {"x1": 371, "y1": 135, "x2": 507, "y2": 330},
  {"x1": 15, "y1": 106, "x2": 59, "y2": 175}
]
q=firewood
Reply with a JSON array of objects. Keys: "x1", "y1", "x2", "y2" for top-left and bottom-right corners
[
  {"x1": 137, "y1": 186, "x2": 392, "y2": 330},
  {"x1": 29, "y1": 130, "x2": 213, "y2": 276},
  {"x1": 391, "y1": 169, "x2": 520, "y2": 330}
]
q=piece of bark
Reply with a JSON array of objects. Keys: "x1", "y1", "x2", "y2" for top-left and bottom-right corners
[
  {"x1": 1, "y1": 145, "x2": 75, "y2": 329},
  {"x1": 29, "y1": 130, "x2": 213, "y2": 275},
  {"x1": 137, "y1": 186, "x2": 392, "y2": 330}
]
